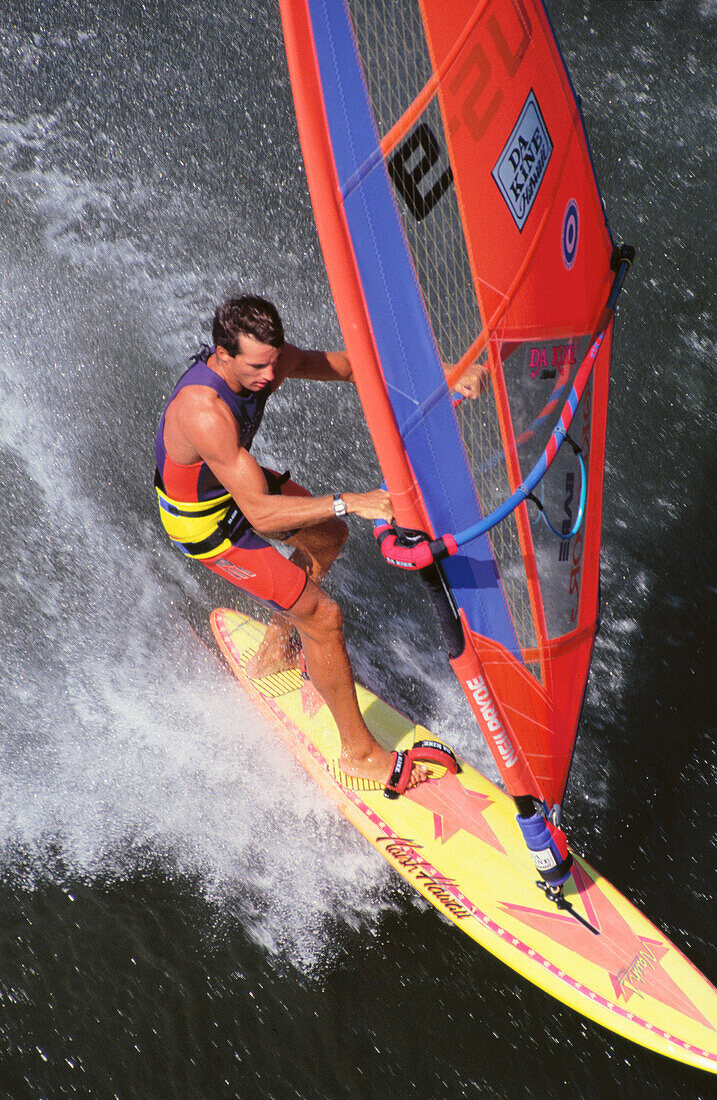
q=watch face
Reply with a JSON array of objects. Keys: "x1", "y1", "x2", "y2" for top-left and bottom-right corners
[{"x1": 333, "y1": 494, "x2": 346, "y2": 517}]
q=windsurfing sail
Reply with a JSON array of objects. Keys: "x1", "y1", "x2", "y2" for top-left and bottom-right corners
[{"x1": 280, "y1": 0, "x2": 632, "y2": 863}]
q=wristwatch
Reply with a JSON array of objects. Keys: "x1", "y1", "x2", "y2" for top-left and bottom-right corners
[{"x1": 332, "y1": 493, "x2": 347, "y2": 518}]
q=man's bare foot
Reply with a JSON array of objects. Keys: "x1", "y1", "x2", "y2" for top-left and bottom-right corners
[
  {"x1": 245, "y1": 620, "x2": 300, "y2": 678},
  {"x1": 339, "y1": 745, "x2": 428, "y2": 791}
]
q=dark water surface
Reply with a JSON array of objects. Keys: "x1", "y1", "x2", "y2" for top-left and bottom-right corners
[{"x1": 0, "y1": 1, "x2": 714, "y2": 1096}]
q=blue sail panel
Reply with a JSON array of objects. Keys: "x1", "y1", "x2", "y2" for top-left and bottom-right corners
[{"x1": 307, "y1": 0, "x2": 523, "y2": 657}]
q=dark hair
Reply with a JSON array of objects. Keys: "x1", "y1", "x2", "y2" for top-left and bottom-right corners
[{"x1": 212, "y1": 295, "x2": 284, "y2": 356}]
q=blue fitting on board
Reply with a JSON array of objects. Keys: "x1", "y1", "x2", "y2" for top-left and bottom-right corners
[{"x1": 516, "y1": 812, "x2": 573, "y2": 886}]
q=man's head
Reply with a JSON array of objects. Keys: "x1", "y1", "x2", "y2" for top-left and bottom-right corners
[{"x1": 212, "y1": 295, "x2": 284, "y2": 356}]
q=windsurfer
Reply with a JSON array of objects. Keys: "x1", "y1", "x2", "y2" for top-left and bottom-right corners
[{"x1": 155, "y1": 295, "x2": 432, "y2": 789}]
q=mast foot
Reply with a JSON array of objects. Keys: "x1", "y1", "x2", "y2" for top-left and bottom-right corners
[
  {"x1": 516, "y1": 811, "x2": 573, "y2": 886},
  {"x1": 537, "y1": 880, "x2": 600, "y2": 935}
]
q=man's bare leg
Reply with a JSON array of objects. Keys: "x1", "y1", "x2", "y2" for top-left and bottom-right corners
[
  {"x1": 245, "y1": 515, "x2": 347, "y2": 678},
  {"x1": 279, "y1": 578, "x2": 425, "y2": 789}
]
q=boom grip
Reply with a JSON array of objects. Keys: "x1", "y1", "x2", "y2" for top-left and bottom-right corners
[{"x1": 374, "y1": 523, "x2": 457, "y2": 570}]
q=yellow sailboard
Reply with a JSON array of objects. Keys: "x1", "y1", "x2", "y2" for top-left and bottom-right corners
[{"x1": 211, "y1": 608, "x2": 716, "y2": 1073}]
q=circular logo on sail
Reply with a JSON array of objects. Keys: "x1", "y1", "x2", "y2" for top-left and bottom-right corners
[{"x1": 562, "y1": 199, "x2": 579, "y2": 269}]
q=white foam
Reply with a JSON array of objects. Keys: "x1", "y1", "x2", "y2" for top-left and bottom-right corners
[{"x1": 0, "y1": 265, "x2": 394, "y2": 977}]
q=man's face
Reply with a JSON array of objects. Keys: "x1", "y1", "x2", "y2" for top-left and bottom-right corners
[{"x1": 224, "y1": 334, "x2": 281, "y2": 391}]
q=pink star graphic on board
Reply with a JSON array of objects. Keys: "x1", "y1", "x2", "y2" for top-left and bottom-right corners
[
  {"x1": 408, "y1": 771, "x2": 505, "y2": 852},
  {"x1": 499, "y1": 862, "x2": 713, "y2": 1029}
]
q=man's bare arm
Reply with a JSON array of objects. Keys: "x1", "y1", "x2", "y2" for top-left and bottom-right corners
[
  {"x1": 176, "y1": 391, "x2": 390, "y2": 534},
  {"x1": 275, "y1": 344, "x2": 353, "y2": 385},
  {"x1": 279, "y1": 342, "x2": 488, "y2": 396}
]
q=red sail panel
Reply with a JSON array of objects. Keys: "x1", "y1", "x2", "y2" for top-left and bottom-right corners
[{"x1": 418, "y1": 0, "x2": 614, "y2": 341}]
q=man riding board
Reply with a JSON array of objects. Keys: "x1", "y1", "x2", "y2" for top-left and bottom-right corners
[
  {"x1": 156, "y1": 294, "x2": 421, "y2": 791},
  {"x1": 155, "y1": 295, "x2": 485, "y2": 794}
]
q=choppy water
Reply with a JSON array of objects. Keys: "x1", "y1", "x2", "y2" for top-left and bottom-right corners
[{"x1": 0, "y1": 1, "x2": 714, "y2": 1096}]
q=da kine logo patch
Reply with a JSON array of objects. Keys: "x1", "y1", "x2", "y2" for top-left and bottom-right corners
[{"x1": 492, "y1": 90, "x2": 553, "y2": 231}]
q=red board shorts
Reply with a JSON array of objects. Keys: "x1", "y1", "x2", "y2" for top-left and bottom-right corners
[{"x1": 200, "y1": 476, "x2": 309, "y2": 612}]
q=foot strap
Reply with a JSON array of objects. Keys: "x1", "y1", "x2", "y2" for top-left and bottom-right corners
[{"x1": 384, "y1": 739, "x2": 459, "y2": 799}]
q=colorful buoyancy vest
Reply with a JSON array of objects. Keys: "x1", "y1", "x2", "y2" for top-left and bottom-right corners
[{"x1": 154, "y1": 348, "x2": 272, "y2": 558}]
